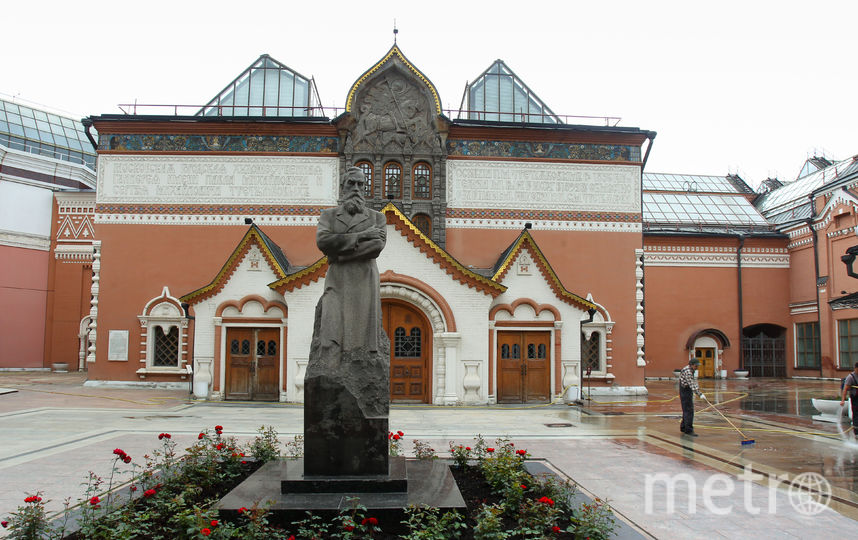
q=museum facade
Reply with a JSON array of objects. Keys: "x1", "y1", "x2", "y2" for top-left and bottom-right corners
[{"x1": 5, "y1": 46, "x2": 857, "y2": 403}]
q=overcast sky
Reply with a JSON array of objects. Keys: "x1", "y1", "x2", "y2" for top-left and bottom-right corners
[{"x1": 4, "y1": 0, "x2": 855, "y2": 187}]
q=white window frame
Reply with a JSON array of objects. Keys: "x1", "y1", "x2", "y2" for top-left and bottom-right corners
[{"x1": 137, "y1": 287, "x2": 188, "y2": 373}]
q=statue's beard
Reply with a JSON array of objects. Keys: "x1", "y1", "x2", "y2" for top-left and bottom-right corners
[{"x1": 344, "y1": 192, "x2": 365, "y2": 215}]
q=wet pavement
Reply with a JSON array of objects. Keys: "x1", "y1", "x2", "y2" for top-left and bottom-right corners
[{"x1": 1, "y1": 373, "x2": 856, "y2": 538}]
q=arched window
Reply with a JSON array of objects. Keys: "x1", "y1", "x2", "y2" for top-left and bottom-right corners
[
  {"x1": 581, "y1": 333, "x2": 600, "y2": 374},
  {"x1": 412, "y1": 162, "x2": 431, "y2": 199},
  {"x1": 153, "y1": 327, "x2": 179, "y2": 367},
  {"x1": 413, "y1": 214, "x2": 432, "y2": 237},
  {"x1": 384, "y1": 162, "x2": 402, "y2": 199},
  {"x1": 356, "y1": 161, "x2": 373, "y2": 198}
]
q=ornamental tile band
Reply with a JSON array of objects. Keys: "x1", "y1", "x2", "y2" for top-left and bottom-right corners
[
  {"x1": 447, "y1": 208, "x2": 641, "y2": 222},
  {"x1": 99, "y1": 134, "x2": 338, "y2": 154},
  {"x1": 447, "y1": 140, "x2": 640, "y2": 161},
  {"x1": 96, "y1": 204, "x2": 328, "y2": 215}
]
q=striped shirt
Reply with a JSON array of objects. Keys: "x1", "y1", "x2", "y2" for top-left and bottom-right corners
[{"x1": 678, "y1": 365, "x2": 701, "y2": 396}]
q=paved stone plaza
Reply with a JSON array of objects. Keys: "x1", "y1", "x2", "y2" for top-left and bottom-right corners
[{"x1": 1, "y1": 372, "x2": 856, "y2": 539}]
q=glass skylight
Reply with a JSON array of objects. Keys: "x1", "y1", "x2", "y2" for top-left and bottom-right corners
[
  {"x1": 199, "y1": 55, "x2": 318, "y2": 117},
  {"x1": 643, "y1": 193, "x2": 769, "y2": 226},
  {"x1": 0, "y1": 98, "x2": 96, "y2": 169},
  {"x1": 643, "y1": 173, "x2": 748, "y2": 194},
  {"x1": 755, "y1": 157, "x2": 858, "y2": 216},
  {"x1": 464, "y1": 60, "x2": 559, "y2": 124}
]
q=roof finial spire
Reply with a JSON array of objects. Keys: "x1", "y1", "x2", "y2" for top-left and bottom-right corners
[{"x1": 393, "y1": 19, "x2": 398, "y2": 44}]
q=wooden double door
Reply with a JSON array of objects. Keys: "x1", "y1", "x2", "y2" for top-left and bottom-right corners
[
  {"x1": 383, "y1": 301, "x2": 431, "y2": 403},
  {"x1": 497, "y1": 331, "x2": 551, "y2": 403},
  {"x1": 225, "y1": 328, "x2": 279, "y2": 401},
  {"x1": 695, "y1": 347, "x2": 715, "y2": 378}
]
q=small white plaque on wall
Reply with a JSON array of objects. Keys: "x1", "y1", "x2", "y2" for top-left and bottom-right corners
[{"x1": 108, "y1": 330, "x2": 129, "y2": 361}]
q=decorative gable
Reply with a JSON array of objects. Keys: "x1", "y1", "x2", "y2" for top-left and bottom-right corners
[
  {"x1": 181, "y1": 225, "x2": 290, "y2": 305},
  {"x1": 492, "y1": 230, "x2": 596, "y2": 311},
  {"x1": 269, "y1": 203, "x2": 506, "y2": 297}
]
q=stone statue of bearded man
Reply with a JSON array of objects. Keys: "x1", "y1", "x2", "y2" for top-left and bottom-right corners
[{"x1": 304, "y1": 166, "x2": 391, "y2": 476}]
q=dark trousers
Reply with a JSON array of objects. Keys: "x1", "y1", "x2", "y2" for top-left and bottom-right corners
[
  {"x1": 679, "y1": 386, "x2": 695, "y2": 433},
  {"x1": 851, "y1": 395, "x2": 858, "y2": 429}
]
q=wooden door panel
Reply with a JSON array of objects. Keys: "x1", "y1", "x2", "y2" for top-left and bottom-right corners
[
  {"x1": 696, "y1": 348, "x2": 715, "y2": 378},
  {"x1": 226, "y1": 328, "x2": 252, "y2": 400},
  {"x1": 498, "y1": 332, "x2": 523, "y2": 403},
  {"x1": 254, "y1": 328, "x2": 279, "y2": 401},
  {"x1": 384, "y1": 302, "x2": 430, "y2": 403},
  {"x1": 524, "y1": 333, "x2": 550, "y2": 402}
]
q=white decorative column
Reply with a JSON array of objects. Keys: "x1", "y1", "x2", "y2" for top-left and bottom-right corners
[
  {"x1": 434, "y1": 338, "x2": 446, "y2": 405},
  {"x1": 462, "y1": 361, "x2": 481, "y2": 403},
  {"x1": 438, "y1": 333, "x2": 461, "y2": 405},
  {"x1": 557, "y1": 320, "x2": 579, "y2": 402},
  {"x1": 86, "y1": 241, "x2": 101, "y2": 364},
  {"x1": 294, "y1": 359, "x2": 308, "y2": 402},
  {"x1": 635, "y1": 248, "x2": 646, "y2": 367}
]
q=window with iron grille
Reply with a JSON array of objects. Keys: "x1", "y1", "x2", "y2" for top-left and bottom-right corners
[
  {"x1": 795, "y1": 322, "x2": 820, "y2": 369},
  {"x1": 581, "y1": 332, "x2": 600, "y2": 373},
  {"x1": 153, "y1": 326, "x2": 179, "y2": 367},
  {"x1": 384, "y1": 162, "x2": 401, "y2": 199},
  {"x1": 394, "y1": 327, "x2": 421, "y2": 357},
  {"x1": 413, "y1": 214, "x2": 431, "y2": 237},
  {"x1": 356, "y1": 161, "x2": 373, "y2": 197},
  {"x1": 413, "y1": 163, "x2": 431, "y2": 199}
]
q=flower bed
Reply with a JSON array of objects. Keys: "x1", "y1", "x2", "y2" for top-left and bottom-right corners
[{"x1": 3, "y1": 429, "x2": 615, "y2": 539}]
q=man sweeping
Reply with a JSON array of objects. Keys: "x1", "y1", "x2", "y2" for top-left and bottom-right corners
[{"x1": 678, "y1": 358, "x2": 705, "y2": 437}]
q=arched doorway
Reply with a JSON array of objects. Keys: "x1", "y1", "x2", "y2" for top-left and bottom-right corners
[{"x1": 382, "y1": 300, "x2": 431, "y2": 403}]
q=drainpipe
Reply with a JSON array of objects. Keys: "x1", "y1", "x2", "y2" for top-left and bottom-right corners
[
  {"x1": 737, "y1": 234, "x2": 745, "y2": 371},
  {"x1": 808, "y1": 206, "x2": 824, "y2": 378},
  {"x1": 81, "y1": 117, "x2": 98, "y2": 151}
]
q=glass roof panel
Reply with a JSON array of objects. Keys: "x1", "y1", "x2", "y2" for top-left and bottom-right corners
[
  {"x1": 199, "y1": 54, "x2": 315, "y2": 117},
  {"x1": 756, "y1": 157, "x2": 858, "y2": 217},
  {"x1": 466, "y1": 60, "x2": 559, "y2": 124},
  {"x1": 0, "y1": 97, "x2": 97, "y2": 168},
  {"x1": 643, "y1": 193, "x2": 769, "y2": 226},
  {"x1": 642, "y1": 172, "x2": 743, "y2": 193}
]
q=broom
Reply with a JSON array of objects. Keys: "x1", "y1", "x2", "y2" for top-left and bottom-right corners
[{"x1": 701, "y1": 394, "x2": 755, "y2": 445}]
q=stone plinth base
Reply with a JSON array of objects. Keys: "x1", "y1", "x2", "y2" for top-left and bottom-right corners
[
  {"x1": 281, "y1": 457, "x2": 407, "y2": 493},
  {"x1": 216, "y1": 458, "x2": 465, "y2": 528}
]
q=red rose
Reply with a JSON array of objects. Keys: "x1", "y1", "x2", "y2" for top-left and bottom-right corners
[
  {"x1": 216, "y1": 443, "x2": 224, "y2": 450},
  {"x1": 89, "y1": 496, "x2": 100, "y2": 505},
  {"x1": 238, "y1": 506, "x2": 247, "y2": 514},
  {"x1": 538, "y1": 496, "x2": 555, "y2": 506},
  {"x1": 123, "y1": 455, "x2": 132, "y2": 463},
  {"x1": 388, "y1": 432, "x2": 393, "y2": 439},
  {"x1": 215, "y1": 425, "x2": 223, "y2": 431},
  {"x1": 241, "y1": 460, "x2": 247, "y2": 464},
  {"x1": 210, "y1": 520, "x2": 218, "y2": 527},
  {"x1": 520, "y1": 484, "x2": 527, "y2": 490},
  {"x1": 396, "y1": 430, "x2": 403, "y2": 436},
  {"x1": 552, "y1": 525, "x2": 561, "y2": 533},
  {"x1": 144, "y1": 489, "x2": 156, "y2": 498},
  {"x1": 130, "y1": 485, "x2": 137, "y2": 492},
  {"x1": 516, "y1": 449, "x2": 527, "y2": 456},
  {"x1": 343, "y1": 525, "x2": 355, "y2": 531},
  {"x1": 113, "y1": 448, "x2": 126, "y2": 456},
  {"x1": 362, "y1": 517, "x2": 379, "y2": 526},
  {"x1": 1, "y1": 521, "x2": 7, "y2": 528},
  {"x1": 486, "y1": 448, "x2": 495, "y2": 453},
  {"x1": 201, "y1": 528, "x2": 211, "y2": 536},
  {"x1": 158, "y1": 433, "x2": 164, "y2": 440},
  {"x1": 287, "y1": 536, "x2": 295, "y2": 540},
  {"x1": 465, "y1": 447, "x2": 471, "y2": 451},
  {"x1": 393, "y1": 434, "x2": 400, "y2": 440},
  {"x1": 198, "y1": 433, "x2": 205, "y2": 440}
]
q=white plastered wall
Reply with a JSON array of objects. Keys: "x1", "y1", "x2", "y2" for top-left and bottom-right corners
[{"x1": 491, "y1": 249, "x2": 588, "y2": 402}]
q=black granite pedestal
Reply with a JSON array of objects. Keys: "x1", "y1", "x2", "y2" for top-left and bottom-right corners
[{"x1": 216, "y1": 458, "x2": 465, "y2": 529}]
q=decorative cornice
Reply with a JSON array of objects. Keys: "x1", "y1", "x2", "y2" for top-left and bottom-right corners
[
  {"x1": 181, "y1": 227, "x2": 288, "y2": 304},
  {"x1": 94, "y1": 213, "x2": 321, "y2": 226},
  {"x1": 345, "y1": 45, "x2": 441, "y2": 114},
  {"x1": 643, "y1": 250, "x2": 790, "y2": 268},
  {"x1": 447, "y1": 139, "x2": 640, "y2": 162},
  {"x1": 446, "y1": 218, "x2": 641, "y2": 232},
  {"x1": 269, "y1": 256, "x2": 328, "y2": 294},
  {"x1": 0, "y1": 229, "x2": 50, "y2": 251},
  {"x1": 492, "y1": 232, "x2": 597, "y2": 311},
  {"x1": 54, "y1": 243, "x2": 94, "y2": 261}
]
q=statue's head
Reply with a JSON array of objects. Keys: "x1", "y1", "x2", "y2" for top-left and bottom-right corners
[{"x1": 342, "y1": 166, "x2": 367, "y2": 215}]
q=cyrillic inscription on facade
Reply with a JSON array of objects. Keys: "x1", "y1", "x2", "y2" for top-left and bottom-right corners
[{"x1": 97, "y1": 156, "x2": 339, "y2": 205}]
